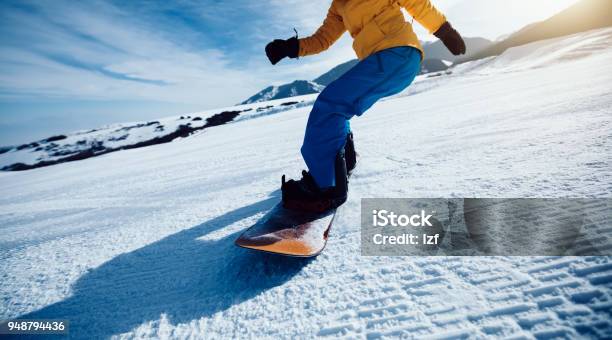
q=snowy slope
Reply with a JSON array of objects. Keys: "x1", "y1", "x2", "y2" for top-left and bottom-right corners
[
  {"x1": 0, "y1": 97, "x2": 315, "y2": 171},
  {"x1": 1, "y1": 29, "x2": 611, "y2": 339}
]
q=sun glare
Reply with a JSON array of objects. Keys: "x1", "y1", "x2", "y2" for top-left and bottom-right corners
[{"x1": 524, "y1": 0, "x2": 581, "y2": 20}]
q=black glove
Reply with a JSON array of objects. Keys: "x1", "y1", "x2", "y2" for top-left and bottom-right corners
[
  {"x1": 434, "y1": 22, "x2": 466, "y2": 56},
  {"x1": 265, "y1": 37, "x2": 299, "y2": 65}
]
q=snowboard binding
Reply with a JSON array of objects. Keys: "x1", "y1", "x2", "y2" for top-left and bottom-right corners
[{"x1": 282, "y1": 133, "x2": 355, "y2": 213}]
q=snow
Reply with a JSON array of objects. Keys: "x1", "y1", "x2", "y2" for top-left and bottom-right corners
[
  {"x1": 1, "y1": 28, "x2": 611, "y2": 339},
  {"x1": 0, "y1": 96, "x2": 315, "y2": 171},
  {"x1": 470, "y1": 27, "x2": 612, "y2": 74}
]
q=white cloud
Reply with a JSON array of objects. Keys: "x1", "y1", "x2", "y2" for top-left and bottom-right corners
[{"x1": 0, "y1": 0, "x2": 267, "y2": 107}]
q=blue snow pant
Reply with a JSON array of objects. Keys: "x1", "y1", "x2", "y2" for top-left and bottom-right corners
[{"x1": 301, "y1": 46, "x2": 422, "y2": 187}]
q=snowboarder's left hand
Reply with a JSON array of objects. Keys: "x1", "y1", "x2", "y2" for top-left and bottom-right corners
[
  {"x1": 434, "y1": 22, "x2": 466, "y2": 56},
  {"x1": 265, "y1": 37, "x2": 299, "y2": 65}
]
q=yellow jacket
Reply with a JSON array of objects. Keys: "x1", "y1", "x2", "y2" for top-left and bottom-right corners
[{"x1": 299, "y1": 0, "x2": 446, "y2": 60}]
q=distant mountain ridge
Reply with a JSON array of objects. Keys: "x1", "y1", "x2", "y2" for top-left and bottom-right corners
[
  {"x1": 242, "y1": 37, "x2": 492, "y2": 104},
  {"x1": 459, "y1": 0, "x2": 612, "y2": 63},
  {"x1": 313, "y1": 59, "x2": 359, "y2": 86},
  {"x1": 241, "y1": 80, "x2": 323, "y2": 105},
  {"x1": 422, "y1": 37, "x2": 492, "y2": 61},
  {"x1": 0, "y1": 99, "x2": 311, "y2": 171}
]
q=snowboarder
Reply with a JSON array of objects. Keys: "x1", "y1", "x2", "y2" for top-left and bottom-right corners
[{"x1": 265, "y1": 0, "x2": 465, "y2": 212}]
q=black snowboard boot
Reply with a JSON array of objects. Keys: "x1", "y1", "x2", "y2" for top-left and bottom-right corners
[{"x1": 282, "y1": 150, "x2": 348, "y2": 212}]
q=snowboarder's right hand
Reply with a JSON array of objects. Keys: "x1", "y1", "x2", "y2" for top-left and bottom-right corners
[
  {"x1": 265, "y1": 37, "x2": 299, "y2": 65},
  {"x1": 433, "y1": 22, "x2": 466, "y2": 56}
]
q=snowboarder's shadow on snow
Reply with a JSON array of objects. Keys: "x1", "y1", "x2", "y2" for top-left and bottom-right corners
[{"x1": 20, "y1": 189, "x2": 311, "y2": 338}]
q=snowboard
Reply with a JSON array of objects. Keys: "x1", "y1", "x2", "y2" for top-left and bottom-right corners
[
  {"x1": 237, "y1": 136, "x2": 356, "y2": 257},
  {"x1": 234, "y1": 204, "x2": 338, "y2": 257}
]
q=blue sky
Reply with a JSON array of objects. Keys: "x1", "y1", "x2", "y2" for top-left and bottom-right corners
[{"x1": 0, "y1": 0, "x2": 578, "y2": 145}]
